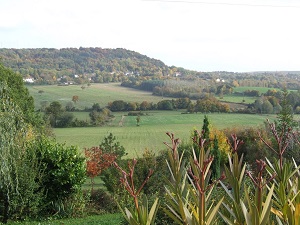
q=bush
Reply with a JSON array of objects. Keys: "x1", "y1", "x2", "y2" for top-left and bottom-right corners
[
  {"x1": 0, "y1": 84, "x2": 44, "y2": 223},
  {"x1": 29, "y1": 137, "x2": 86, "y2": 216},
  {"x1": 224, "y1": 127, "x2": 271, "y2": 168},
  {"x1": 85, "y1": 189, "x2": 118, "y2": 215}
]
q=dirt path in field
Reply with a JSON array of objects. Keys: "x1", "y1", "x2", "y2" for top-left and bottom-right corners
[{"x1": 118, "y1": 115, "x2": 125, "y2": 126}]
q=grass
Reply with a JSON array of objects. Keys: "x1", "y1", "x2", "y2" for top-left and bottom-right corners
[
  {"x1": 6, "y1": 214, "x2": 122, "y2": 225},
  {"x1": 54, "y1": 111, "x2": 277, "y2": 158},
  {"x1": 233, "y1": 86, "x2": 279, "y2": 93},
  {"x1": 27, "y1": 83, "x2": 277, "y2": 157},
  {"x1": 27, "y1": 83, "x2": 171, "y2": 110},
  {"x1": 219, "y1": 95, "x2": 258, "y2": 104},
  {"x1": 83, "y1": 176, "x2": 106, "y2": 190}
]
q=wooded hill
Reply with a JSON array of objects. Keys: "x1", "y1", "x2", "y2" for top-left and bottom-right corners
[
  {"x1": 0, "y1": 47, "x2": 196, "y2": 84},
  {"x1": 0, "y1": 47, "x2": 300, "y2": 90}
]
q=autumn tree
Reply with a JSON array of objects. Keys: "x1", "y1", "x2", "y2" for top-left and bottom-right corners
[
  {"x1": 84, "y1": 147, "x2": 116, "y2": 192},
  {"x1": 89, "y1": 105, "x2": 112, "y2": 126},
  {"x1": 140, "y1": 101, "x2": 150, "y2": 110},
  {"x1": 72, "y1": 95, "x2": 79, "y2": 103}
]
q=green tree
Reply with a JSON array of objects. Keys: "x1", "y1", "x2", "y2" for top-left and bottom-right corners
[
  {"x1": 99, "y1": 133, "x2": 127, "y2": 159},
  {"x1": 211, "y1": 135, "x2": 221, "y2": 180},
  {"x1": 56, "y1": 112, "x2": 74, "y2": 128},
  {"x1": 0, "y1": 84, "x2": 43, "y2": 222},
  {"x1": 45, "y1": 101, "x2": 64, "y2": 127},
  {"x1": 109, "y1": 100, "x2": 127, "y2": 111},
  {"x1": 262, "y1": 99, "x2": 273, "y2": 114},
  {"x1": 202, "y1": 115, "x2": 210, "y2": 152},
  {"x1": 276, "y1": 88, "x2": 299, "y2": 162},
  {"x1": 100, "y1": 133, "x2": 127, "y2": 196},
  {"x1": 0, "y1": 63, "x2": 41, "y2": 127},
  {"x1": 89, "y1": 107, "x2": 112, "y2": 126},
  {"x1": 277, "y1": 87, "x2": 295, "y2": 132},
  {"x1": 65, "y1": 101, "x2": 75, "y2": 111},
  {"x1": 202, "y1": 115, "x2": 210, "y2": 140},
  {"x1": 157, "y1": 100, "x2": 173, "y2": 110}
]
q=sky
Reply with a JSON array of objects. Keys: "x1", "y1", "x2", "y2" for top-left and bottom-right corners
[{"x1": 0, "y1": 0, "x2": 300, "y2": 72}]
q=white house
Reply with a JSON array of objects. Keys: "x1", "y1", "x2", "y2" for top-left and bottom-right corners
[{"x1": 23, "y1": 78, "x2": 34, "y2": 83}]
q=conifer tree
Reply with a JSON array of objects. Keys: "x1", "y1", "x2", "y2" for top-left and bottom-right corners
[
  {"x1": 202, "y1": 115, "x2": 211, "y2": 152},
  {"x1": 277, "y1": 87, "x2": 295, "y2": 133},
  {"x1": 211, "y1": 135, "x2": 221, "y2": 180}
]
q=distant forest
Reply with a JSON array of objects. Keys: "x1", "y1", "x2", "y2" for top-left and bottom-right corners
[
  {"x1": 0, "y1": 47, "x2": 189, "y2": 84},
  {"x1": 0, "y1": 47, "x2": 300, "y2": 91}
]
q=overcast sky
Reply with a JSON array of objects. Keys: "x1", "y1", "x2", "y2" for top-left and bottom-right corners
[{"x1": 0, "y1": 0, "x2": 299, "y2": 72}]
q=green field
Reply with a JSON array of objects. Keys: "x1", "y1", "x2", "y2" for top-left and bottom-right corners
[
  {"x1": 233, "y1": 86, "x2": 279, "y2": 93},
  {"x1": 27, "y1": 83, "x2": 171, "y2": 110},
  {"x1": 26, "y1": 83, "x2": 279, "y2": 158},
  {"x1": 219, "y1": 95, "x2": 257, "y2": 104},
  {"x1": 54, "y1": 111, "x2": 277, "y2": 158}
]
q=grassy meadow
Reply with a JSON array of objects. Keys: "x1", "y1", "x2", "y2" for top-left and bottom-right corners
[
  {"x1": 54, "y1": 111, "x2": 276, "y2": 158},
  {"x1": 27, "y1": 83, "x2": 172, "y2": 110},
  {"x1": 233, "y1": 86, "x2": 279, "y2": 93},
  {"x1": 27, "y1": 83, "x2": 267, "y2": 110},
  {"x1": 27, "y1": 83, "x2": 280, "y2": 158}
]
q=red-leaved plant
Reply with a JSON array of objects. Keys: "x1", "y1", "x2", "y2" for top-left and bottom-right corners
[{"x1": 85, "y1": 146, "x2": 116, "y2": 192}]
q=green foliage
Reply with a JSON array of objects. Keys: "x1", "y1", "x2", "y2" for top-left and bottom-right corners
[
  {"x1": 211, "y1": 136, "x2": 221, "y2": 180},
  {"x1": 0, "y1": 84, "x2": 43, "y2": 223},
  {"x1": 0, "y1": 63, "x2": 34, "y2": 115},
  {"x1": 45, "y1": 101, "x2": 64, "y2": 127},
  {"x1": 85, "y1": 189, "x2": 118, "y2": 214},
  {"x1": 163, "y1": 132, "x2": 224, "y2": 225},
  {"x1": 114, "y1": 159, "x2": 159, "y2": 225},
  {"x1": 157, "y1": 100, "x2": 173, "y2": 110},
  {"x1": 192, "y1": 96, "x2": 230, "y2": 113},
  {"x1": 277, "y1": 87, "x2": 295, "y2": 132},
  {"x1": 108, "y1": 100, "x2": 127, "y2": 112},
  {"x1": 56, "y1": 112, "x2": 75, "y2": 128},
  {"x1": 89, "y1": 107, "x2": 112, "y2": 126},
  {"x1": 0, "y1": 48, "x2": 172, "y2": 84},
  {"x1": 225, "y1": 127, "x2": 271, "y2": 167},
  {"x1": 219, "y1": 134, "x2": 247, "y2": 224},
  {"x1": 99, "y1": 133, "x2": 127, "y2": 159},
  {"x1": 4, "y1": 213, "x2": 123, "y2": 225},
  {"x1": 100, "y1": 133, "x2": 129, "y2": 209},
  {"x1": 0, "y1": 63, "x2": 43, "y2": 127},
  {"x1": 28, "y1": 137, "x2": 86, "y2": 216},
  {"x1": 119, "y1": 196, "x2": 159, "y2": 225},
  {"x1": 241, "y1": 184, "x2": 274, "y2": 225}
]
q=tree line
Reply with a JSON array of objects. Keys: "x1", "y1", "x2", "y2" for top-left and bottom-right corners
[{"x1": 42, "y1": 96, "x2": 231, "y2": 128}]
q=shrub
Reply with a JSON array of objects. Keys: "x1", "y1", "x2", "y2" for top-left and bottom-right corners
[
  {"x1": 85, "y1": 189, "x2": 118, "y2": 215},
  {"x1": 0, "y1": 84, "x2": 44, "y2": 223},
  {"x1": 224, "y1": 127, "x2": 271, "y2": 168},
  {"x1": 29, "y1": 137, "x2": 86, "y2": 216}
]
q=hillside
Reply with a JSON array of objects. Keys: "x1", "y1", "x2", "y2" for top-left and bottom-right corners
[
  {"x1": 0, "y1": 47, "x2": 195, "y2": 84},
  {"x1": 1, "y1": 47, "x2": 300, "y2": 91}
]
